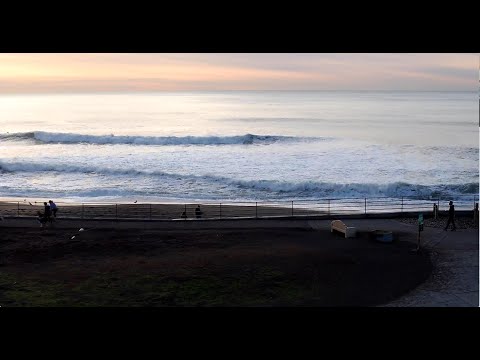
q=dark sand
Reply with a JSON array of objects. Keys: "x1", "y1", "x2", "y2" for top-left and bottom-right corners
[
  {"x1": 0, "y1": 226, "x2": 432, "y2": 306},
  {"x1": 0, "y1": 201, "x2": 322, "y2": 220}
]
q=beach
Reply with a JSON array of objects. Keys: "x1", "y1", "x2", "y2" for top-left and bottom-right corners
[{"x1": 0, "y1": 200, "x2": 323, "y2": 220}]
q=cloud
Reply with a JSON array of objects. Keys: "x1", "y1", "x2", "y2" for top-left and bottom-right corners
[{"x1": 0, "y1": 53, "x2": 477, "y2": 93}]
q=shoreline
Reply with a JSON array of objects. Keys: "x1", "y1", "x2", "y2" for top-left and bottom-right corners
[{"x1": 1, "y1": 199, "x2": 477, "y2": 222}]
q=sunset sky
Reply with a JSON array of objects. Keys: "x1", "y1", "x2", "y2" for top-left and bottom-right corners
[{"x1": 0, "y1": 53, "x2": 477, "y2": 93}]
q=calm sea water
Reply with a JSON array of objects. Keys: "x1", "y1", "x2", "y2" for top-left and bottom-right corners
[{"x1": 0, "y1": 91, "x2": 478, "y2": 203}]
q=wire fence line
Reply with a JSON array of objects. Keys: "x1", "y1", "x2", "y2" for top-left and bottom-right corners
[{"x1": 1, "y1": 195, "x2": 478, "y2": 220}]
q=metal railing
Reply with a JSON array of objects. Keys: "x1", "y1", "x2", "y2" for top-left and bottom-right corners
[{"x1": 0, "y1": 195, "x2": 478, "y2": 221}]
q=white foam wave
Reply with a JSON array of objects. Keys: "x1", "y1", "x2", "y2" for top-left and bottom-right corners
[
  {"x1": 0, "y1": 131, "x2": 324, "y2": 145},
  {"x1": 1, "y1": 160, "x2": 477, "y2": 199}
]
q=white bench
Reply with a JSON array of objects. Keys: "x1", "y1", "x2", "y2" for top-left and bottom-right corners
[{"x1": 331, "y1": 220, "x2": 357, "y2": 238}]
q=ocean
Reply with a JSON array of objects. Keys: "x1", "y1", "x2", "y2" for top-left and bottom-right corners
[{"x1": 0, "y1": 91, "x2": 478, "y2": 205}]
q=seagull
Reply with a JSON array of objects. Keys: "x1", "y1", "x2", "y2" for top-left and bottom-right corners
[
  {"x1": 134, "y1": 200, "x2": 137, "y2": 203},
  {"x1": 71, "y1": 235, "x2": 76, "y2": 240},
  {"x1": 79, "y1": 228, "x2": 84, "y2": 232}
]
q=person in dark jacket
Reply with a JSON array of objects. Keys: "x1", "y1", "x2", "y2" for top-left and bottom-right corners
[
  {"x1": 44, "y1": 202, "x2": 51, "y2": 219},
  {"x1": 444, "y1": 201, "x2": 456, "y2": 231},
  {"x1": 37, "y1": 211, "x2": 48, "y2": 227},
  {"x1": 195, "y1": 205, "x2": 202, "y2": 218}
]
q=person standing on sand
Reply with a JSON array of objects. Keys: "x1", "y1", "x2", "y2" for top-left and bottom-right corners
[
  {"x1": 444, "y1": 200, "x2": 456, "y2": 231},
  {"x1": 195, "y1": 205, "x2": 202, "y2": 218},
  {"x1": 49, "y1": 200, "x2": 58, "y2": 217}
]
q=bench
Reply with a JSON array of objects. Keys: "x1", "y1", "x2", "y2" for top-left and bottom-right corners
[{"x1": 331, "y1": 220, "x2": 357, "y2": 238}]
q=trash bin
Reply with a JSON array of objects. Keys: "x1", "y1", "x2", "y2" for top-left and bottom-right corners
[{"x1": 370, "y1": 230, "x2": 393, "y2": 243}]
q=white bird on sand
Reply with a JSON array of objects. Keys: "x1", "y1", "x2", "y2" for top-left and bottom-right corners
[
  {"x1": 79, "y1": 228, "x2": 84, "y2": 232},
  {"x1": 71, "y1": 235, "x2": 76, "y2": 240}
]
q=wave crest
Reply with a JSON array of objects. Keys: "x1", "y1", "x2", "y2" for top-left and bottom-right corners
[
  {"x1": 0, "y1": 131, "x2": 325, "y2": 145},
  {"x1": 1, "y1": 160, "x2": 477, "y2": 199}
]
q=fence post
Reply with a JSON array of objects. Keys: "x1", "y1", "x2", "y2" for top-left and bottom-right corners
[
  {"x1": 149, "y1": 204, "x2": 152, "y2": 220},
  {"x1": 328, "y1": 199, "x2": 330, "y2": 216},
  {"x1": 291, "y1": 201, "x2": 294, "y2": 217},
  {"x1": 364, "y1": 198, "x2": 367, "y2": 216},
  {"x1": 17, "y1": 202, "x2": 19, "y2": 216},
  {"x1": 219, "y1": 203, "x2": 222, "y2": 218},
  {"x1": 255, "y1": 202, "x2": 258, "y2": 218},
  {"x1": 82, "y1": 204, "x2": 84, "y2": 219}
]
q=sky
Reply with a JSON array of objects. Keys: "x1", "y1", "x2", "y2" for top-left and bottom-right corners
[{"x1": 0, "y1": 53, "x2": 478, "y2": 93}]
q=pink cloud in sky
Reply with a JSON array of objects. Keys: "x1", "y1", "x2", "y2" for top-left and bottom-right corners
[{"x1": 0, "y1": 53, "x2": 477, "y2": 93}]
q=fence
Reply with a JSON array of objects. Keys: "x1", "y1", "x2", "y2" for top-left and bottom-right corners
[{"x1": 0, "y1": 195, "x2": 478, "y2": 221}]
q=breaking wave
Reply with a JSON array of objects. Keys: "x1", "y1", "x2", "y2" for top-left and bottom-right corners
[
  {"x1": 0, "y1": 131, "x2": 326, "y2": 145},
  {"x1": 1, "y1": 160, "x2": 477, "y2": 199}
]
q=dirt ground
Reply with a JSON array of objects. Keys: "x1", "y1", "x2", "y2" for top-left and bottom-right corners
[{"x1": 0, "y1": 226, "x2": 432, "y2": 307}]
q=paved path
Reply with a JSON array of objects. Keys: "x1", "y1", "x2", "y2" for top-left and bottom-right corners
[
  {"x1": 385, "y1": 226, "x2": 478, "y2": 307},
  {"x1": 309, "y1": 219, "x2": 479, "y2": 307}
]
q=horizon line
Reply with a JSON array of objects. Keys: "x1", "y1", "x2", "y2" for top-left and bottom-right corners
[{"x1": 0, "y1": 89, "x2": 477, "y2": 96}]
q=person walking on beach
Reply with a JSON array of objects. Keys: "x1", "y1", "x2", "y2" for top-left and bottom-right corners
[
  {"x1": 44, "y1": 202, "x2": 51, "y2": 219},
  {"x1": 444, "y1": 200, "x2": 456, "y2": 231},
  {"x1": 49, "y1": 200, "x2": 58, "y2": 217},
  {"x1": 195, "y1": 205, "x2": 202, "y2": 219}
]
